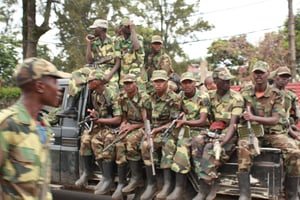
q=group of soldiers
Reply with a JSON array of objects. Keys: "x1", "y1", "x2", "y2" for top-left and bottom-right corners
[{"x1": 55, "y1": 17, "x2": 300, "y2": 200}]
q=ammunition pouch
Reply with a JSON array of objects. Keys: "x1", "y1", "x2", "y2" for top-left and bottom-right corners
[{"x1": 237, "y1": 124, "x2": 264, "y2": 138}]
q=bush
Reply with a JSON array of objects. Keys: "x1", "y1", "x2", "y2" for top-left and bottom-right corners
[{"x1": 0, "y1": 87, "x2": 21, "y2": 109}]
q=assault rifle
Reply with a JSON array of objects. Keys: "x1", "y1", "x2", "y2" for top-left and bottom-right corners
[
  {"x1": 206, "y1": 129, "x2": 222, "y2": 160},
  {"x1": 102, "y1": 129, "x2": 126, "y2": 152},
  {"x1": 78, "y1": 116, "x2": 95, "y2": 133},
  {"x1": 161, "y1": 112, "x2": 184, "y2": 144},
  {"x1": 145, "y1": 119, "x2": 156, "y2": 175},
  {"x1": 87, "y1": 56, "x2": 113, "y2": 69},
  {"x1": 248, "y1": 120, "x2": 260, "y2": 155}
]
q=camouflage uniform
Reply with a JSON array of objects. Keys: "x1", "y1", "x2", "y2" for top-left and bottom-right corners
[
  {"x1": 0, "y1": 103, "x2": 53, "y2": 200},
  {"x1": 114, "y1": 32, "x2": 146, "y2": 90},
  {"x1": 238, "y1": 84, "x2": 300, "y2": 177},
  {"x1": 140, "y1": 88, "x2": 181, "y2": 168},
  {"x1": 116, "y1": 90, "x2": 150, "y2": 164},
  {"x1": 192, "y1": 88, "x2": 244, "y2": 183},
  {"x1": 171, "y1": 89, "x2": 210, "y2": 174},
  {"x1": 79, "y1": 87, "x2": 121, "y2": 161}
]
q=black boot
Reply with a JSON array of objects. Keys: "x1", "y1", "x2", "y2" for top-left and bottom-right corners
[
  {"x1": 94, "y1": 159, "x2": 103, "y2": 191},
  {"x1": 237, "y1": 172, "x2": 251, "y2": 200},
  {"x1": 94, "y1": 160, "x2": 115, "y2": 195},
  {"x1": 112, "y1": 163, "x2": 128, "y2": 200},
  {"x1": 122, "y1": 161, "x2": 144, "y2": 193},
  {"x1": 156, "y1": 168, "x2": 173, "y2": 199},
  {"x1": 285, "y1": 176, "x2": 299, "y2": 200},
  {"x1": 56, "y1": 95, "x2": 79, "y2": 118},
  {"x1": 192, "y1": 179, "x2": 211, "y2": 200},
  {"x1": 75, "y1": 156, "x2": 93, "y2": 186},
  {"x1": 166, "y1": 173, "x2": 186, "y2": 200},
  {"x1": 140, "y1": 166, "x2": 158, "y2": 200}
]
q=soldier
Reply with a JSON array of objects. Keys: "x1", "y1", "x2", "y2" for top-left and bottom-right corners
[
  {"x1": 168, "y1": 72, "x2": 210, "y2": 200},
  {"x1": 115, "y1": 17, "x2": 147, "y2": 91},
  {"x1": 75, "y1": 69, "x2": 122, "y2": 195},
  {"x1": 111, "y1": 74, "x2": 149, "y2": 199},
  {"x1": 237, "y1": 61, "x2": 300, "y2": 200},
  {"x1": 272, "y1": 66, "x2": 300, "y2": 139},
  {"x1": 140, "y1": 70, "x2": 181, "y2": 200},
  {"x1": 58, "y1": 19, "x2": 120, "y2": 117},
  {"x1": 192, "y1": 69, "x2": 244, "y2": 200},
  {"x1": 0, "y1": 57, "x2": 68, "y2": 200}
]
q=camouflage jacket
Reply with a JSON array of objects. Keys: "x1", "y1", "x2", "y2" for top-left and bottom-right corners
[
  {"x1": 148, "y1": 89, "x2": 181, "y2": 128},
  {"x1": 119, "y1": 91, "x2": 150, "y2": 124},
  {"x1": 278, "y1": 88, "x2": 300, "y2": 125},
  {"x1": 209, "y1": 89, "x2": 244, "y2": 128},
  {"x1": 0, "y1": 103, "x2": 53, "y2": 200},
  {"x1": 145, "y1": 51, "x2": 173, "y2": 79},
  {"x1": 240, "y1": 84, "x2": 286, "y2": 134}
]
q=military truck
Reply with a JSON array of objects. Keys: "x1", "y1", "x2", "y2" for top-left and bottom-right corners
[{"x1": 49, "y1": 78, "x2": 286, "y2": 199}]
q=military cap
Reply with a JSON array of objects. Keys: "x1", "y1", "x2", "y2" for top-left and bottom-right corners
[
  {"x1": 252, "y1": 61, "x2": 269, "y2": 73},
  {"x1": 180, "y1": 72, "x2": 196, "y2": 82},
  {"x1": 121, "y1": 17, "x2": 131, "y2": 26},
  {"x1": 89, "y1": 19, "x2": 108, "y2": 29},
  {"x1": 212, "y1": 67, "x2": 228, "y2": 79},
  {"x1": 14, "y1": 57, "x2": 68, "y2": 86},
  {"x1": 217, "y1": 70, "x2": 235, "y2": 80},
  {"x1": 122, "y1": 73, "x2": 137, "y2": 83},
  {"x1": 151, "y1": 70, "x2": 169, "y2": 81},
  {"x1": 88, "y1": 69, "x2": 105, "y2": 82},
  {"x1": 151, "y1": 35, "x2": 163, "y2": 44},
  {"x1": 276, "y1": 66, "x2": 291, "y2": 76}
]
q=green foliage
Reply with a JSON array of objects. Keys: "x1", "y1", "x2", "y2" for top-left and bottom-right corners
[
  {"x1": 0, "y1": 87, "x2": 20, "y2": 99},
  {"x1": 0, "y1": 36, "x2": 20, "y2": 86}
]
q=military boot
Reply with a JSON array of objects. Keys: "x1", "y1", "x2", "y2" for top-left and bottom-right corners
[
  {"x1": 237, "y1": 172, "x2": 251, "y2": 200},
  {"x1": 166, "y1": 173, "x2": 186, "y2": 200},
  {"x1": 156, "y1": 168, "x2": 173, "y2": 199},
  {"x1": 192, "y1": 179, "x2": 211, "y2": 200},
  {"x1": 122, "y1": 161, "x2": 144, "y2": 193},
  {"x1": 94, "y1": 160, "x2": 115, "y2": 195},
  {"x1": 140, "y1": 166, "x2": 158, "y2": 200},
  {"x1": 56, "y1": 94, "x2": 79, "y2": 118},
  {"x1": 75, "y1": 156, "x2": 93, "y2": 187},
  {"x1": 94, "y1": 159, "x2": 103, "y2": 191},
  {"x1": 285, "y1": 176, "x2": 299, "y2": 200},
  {"x1": 112, "y1": 163, "x2": 128, "y2": 200}
]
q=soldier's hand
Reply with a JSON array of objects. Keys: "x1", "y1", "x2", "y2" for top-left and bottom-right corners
[{"x1": 175, "y1": 120, "x2": 184, "y2": 128}]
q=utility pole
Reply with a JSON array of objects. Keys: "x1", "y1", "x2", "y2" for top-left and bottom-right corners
[{"x1": 288, "y1": 0, "x2": 297, "y2": 80}]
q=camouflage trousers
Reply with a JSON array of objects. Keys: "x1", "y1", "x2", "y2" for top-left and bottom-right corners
[
  {"x1": 238, "y1": 133, "x2": 300, "y2": 176},
  {"x1": 120, "y1": 64, "x2": 147, "y2": 92},
  {"x1": 192, "y1": 134, "x2": 236, "y2": 184},
  {"x1": 141, "y1": 132, "x2": 176, "y2": 169},
  {"x1": 79, "y1": 126, "x2": 116, "y2": 161},
  {"x1": 171, "y1": 129, "x2": 200, "y2": 174},
  {"x1": 69, "y1": 66, "x2": 119, "y2": 97},
  {"x1": 115, "y1": 128, "x2": 144, "y2": 165}
]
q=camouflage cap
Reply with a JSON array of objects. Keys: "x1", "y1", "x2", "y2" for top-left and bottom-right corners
[
  {"x1": 276, "y1": 66, "x2": 291, "y2": 76},
  {"x1": 180, "y1": 72, "x2": 196, "y2": 82},
  {"x1": 212, "y1": 67, "x2": 228, "y2": 79},
  {"x1": 88, "y1": 69, "x2": 105, "y2": 82},
  {"x1": 89, "y1": 19, "x2": 108, "y2": 29},
  {"x1": 151, "y1": 35, "x2": 163, "y2": 44},
  {"x1": 14, "y1": 57, "x2": 68, "y2": 86},
  {"x1": 122, "y1": 73, "x2": 137, "y2": 83},
  {"x1": 121, "y1": 17, "x2": 131, "y2": 26},
  {"x1": 217, "y1": 70, "x2": 235, "y2": 80},
  {"x1": 151, "y1": 70, "x2": 169, "y2": 81},
  {"x1": 252, "y1": 61, "x2": 269, "y2": 73}
]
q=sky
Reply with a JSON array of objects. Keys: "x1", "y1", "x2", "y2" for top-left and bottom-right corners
[
  {"x1": 37, "y1": 0, "x2": 300, "y2": 60},
  {"x1": 180, "y1": 0, "x2": 300, "y2": 59}
]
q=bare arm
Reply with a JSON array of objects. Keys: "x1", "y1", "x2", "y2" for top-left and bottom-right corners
[
  {"x1": 104, "y1": 57, "x2": 120, "y2": 83},
  {"x1": 221, "y1": 115, "x2": 239, "y2": 146},
  {"x1": 86, "y1": 36, "x2": 94, "y2": 64},
  {"x1": 129, "y1": 23, "x2": 140, "y2": 51}
]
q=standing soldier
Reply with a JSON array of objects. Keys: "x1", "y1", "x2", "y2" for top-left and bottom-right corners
[
  {"x1": 115, "y1": 17, "x2": 147, "y2": 91},
  {"x1": 192, "y1": 69, "x2": 244, "y2": 200},
  {"x1": 168, "y1": 72, "x2": 210, "y2": 200},
  {"x1": 140, "y1": 70, "x2": 181, "y2": 200},
  {"x1": 58, "y1": 19, "x2": 120, "y2": 118},
  {"x1": 0, "y1": 57, "x2": 68, "y2": 200},
  {"x1": 75, "y1": 69, "x2": 122, "y2": 195},
  {"x1": 111, "y1": 74, "x2": 149, "y2": 199},
  {"x1": 237, "y1": 61, "x2": 300, "y2": 200}
]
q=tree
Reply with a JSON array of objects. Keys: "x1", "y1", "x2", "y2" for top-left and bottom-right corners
[
  {"x1": 22, "y1": 0, "x2": 53, "y2": 58},
  {"x1": 206, "y1": 35, "x2": 256, "y2": 70}
]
